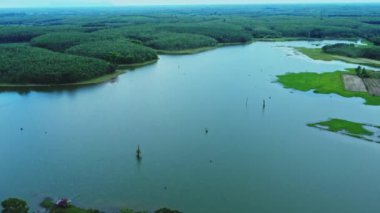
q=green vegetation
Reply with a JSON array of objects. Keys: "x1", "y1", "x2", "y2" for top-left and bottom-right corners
[
  {"x1": 353, "y1": 66, "x2": 380, "y2": 79},
  {"x1": 31, "y1": 32, "x2": 96, "y2": 52},
  {"x1": 0, "y1": 198, "x2": 182, "y2": 213},
  {"x1": 308, "y1": 118, "x2": 380, "y2": 142},
  {"x1": 295, "y1": 47, "x2": 380, "y2": 67},
  {"x1": 296, "y1": 47, "x2": 337, "y2": 61},
  {"x1": 1, "y1": 5, "x2": 380, "y2": 85},
  {"x1": 31, "y1": 31, "x2": 124, "y2": 52},
  {"x1": 308, "y1": 119, "x2": 373, "y2": 135},
  {"x1": 144, "y1": 32, "x2": 218, "y2": 51},
  {"x1": 277, "y1": 70, "x2": 380, "y2": 105},
  {"x1": 323, "y1": 43, "x2": 380, "y2": 60},
  {"x1": 154, "y1": 208, "x2": 182, "y2": 213},
  {"x1": 158, "y1": 23, "x2": 252, "y2": 43},
  {"x1": 0, "y1": 44, "x2": 115, "y2": 84},
  {"x1": 295, "y1": 42, "x2": 380, "y2": 68},
  {"x1": 369, "y1": 37, "x2": 380, "y2": 46},
  {"x1": 120, "y1": 209, "x2": 147, "y2": 213},
  {"x1": 66, "y1": 39, "x2": 158, "y2": 64},
  {"x1": 0, "y1": 26, "x2": 46, "y2": 43},
  {"x1": 1, "y1": 198, "x2": 29, "y2": 213},
  {"x1": 40, "y1": 198, "x2": 101, "y2": 213}
]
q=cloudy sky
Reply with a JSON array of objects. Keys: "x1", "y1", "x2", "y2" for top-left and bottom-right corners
[{"x1": 0, "y1": 0, "x2": 378, "y2": 8}]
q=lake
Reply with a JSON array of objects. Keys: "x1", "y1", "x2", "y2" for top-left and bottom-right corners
[{"x1": 1, "y1": 41, "x2": 380, "y2": 213}]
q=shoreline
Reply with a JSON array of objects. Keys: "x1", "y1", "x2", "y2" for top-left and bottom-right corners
[
  {"x1": 0, "y1": 38, "x2": 373, "y2": 89},
  {"x1": 0, "y1": 41, "x2": 253, "y2": 88},
  {"x1": 0, "y1": 59, "x2": 158, "y2": 88},
  {"x1": 155, "y1": 41, "x2": 254, "y2": 55},
  {"x1": 294, "y1": 46, "x2": 380, "y2": 68}
]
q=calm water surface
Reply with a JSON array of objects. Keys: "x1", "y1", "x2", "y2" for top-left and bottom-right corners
[{"x1": 1, "y1": 41, "x2": 380, "y2": 213}]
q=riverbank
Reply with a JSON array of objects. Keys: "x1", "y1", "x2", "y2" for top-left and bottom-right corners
[
  {"x1": 295, "y1": 47, "x2": 380, "y2": 67},
  {"x1": 0, "y1": 59, "x2": 158, "y2": 88},
  {"x1": 155, "y1": 41, "x2": 254, "y2": 55},
  {"x1": 0, "y1": 41, "x2": 253, "y2": 88},
  {"x1": 1, "y1": 39, "x2": 375, "y2": 89}
]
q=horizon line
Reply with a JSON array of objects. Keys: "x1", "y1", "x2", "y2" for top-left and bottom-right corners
[{"x1": 1, "y1": 2, "x2": 380, "y2": 9}]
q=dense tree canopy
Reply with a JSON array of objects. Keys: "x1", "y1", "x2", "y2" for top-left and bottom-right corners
[
  {"x1": 66, "y1": 39, "x2": 158, "y2": 64},
  {"x1": 0, "y1": 26, "x2": 46, "y2": 43},
  {"x1": 31, "y1": 31, "x2": 124, "y2": 51},
  {"x1": 0, "y1": 5, "x2": 380, "y2": 84},
  {"x1": 159, "y1": 23, "x2": 253, "y2": 43},
  {"x1": 145, "y1": 32, "x2": 218, "y2": 51},
  {"x1": 1, "y1": 198, "x2": 29, "y2": 213},
  {"x1": 323, "y1": 43, "x2": 380, "y2": 60},
  {"x1": 31, "y1": 32, "x2": 94, "y2": 51},
  {"x1": 0, "y1": 44, "x2": 115, "y2": 84}
]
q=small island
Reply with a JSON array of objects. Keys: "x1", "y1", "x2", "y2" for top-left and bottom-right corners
[{"x1": 308, "y1": 118, "x2": 380, "y2": 143}]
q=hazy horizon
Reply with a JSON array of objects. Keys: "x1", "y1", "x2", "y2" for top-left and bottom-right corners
[{"x1": 1, "y1": 0, "x2": 380, "y2": 8}]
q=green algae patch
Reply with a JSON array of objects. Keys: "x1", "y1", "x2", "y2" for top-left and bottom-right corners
[
  {"x1": 277, "y1": 71, "x2": 380, "y2": 106},
  {"x1": 308, "y1": 119, "x2": 380, "y2": 143}
]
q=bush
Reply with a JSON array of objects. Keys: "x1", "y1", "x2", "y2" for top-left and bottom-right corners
[
  {"x1": 1, "y1": 198, "x2": 29, "y2": 213},
  {"x1": 154, "y1": 208, "x2": 182, "y2": 213}
]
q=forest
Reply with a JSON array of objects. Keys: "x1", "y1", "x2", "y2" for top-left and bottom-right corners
[
  {"x1": 1, "y1": 4, "x2": 380, "y2": 84},
  {"x1": 0, "y1": 44, "x2": 115, "y2": 84},
  {"x1": 66, "y1": 39, "x2": 158, "y2": 64},
  {"x1": 322, "y1": 43, "x2": 380, "y2": 60}
]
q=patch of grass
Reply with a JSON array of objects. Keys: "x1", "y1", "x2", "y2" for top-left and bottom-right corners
[
  {"x1": 308, "y1": 119, "x2": 373, "y2": 136},
  {"x1": 295, "y1": 47, "x2": 380, "y2": 67},
  {"x1": 296, "y1": 47, "x2": 336, "y2": 60},
  {"x1": 277, "y1": 70, "x2": 380, "y2": 105},
  {"x1": 308, "y1": 118, "x2": 380, "y2": 143}
]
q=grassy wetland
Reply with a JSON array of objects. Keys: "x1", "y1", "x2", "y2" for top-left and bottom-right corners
[{"x1": 277, "y1": 69, "x2": 380, "y2": 106}]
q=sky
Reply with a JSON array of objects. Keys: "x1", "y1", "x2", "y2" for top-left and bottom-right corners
[{"x1": 0, "y1": 0, "x2": 379, "y2": 8}]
